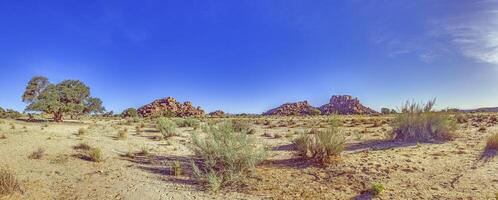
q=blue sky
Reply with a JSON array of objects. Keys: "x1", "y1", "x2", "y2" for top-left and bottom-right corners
[{"x1": 1, "y1": 0, "x2": 498, "y2": 114}]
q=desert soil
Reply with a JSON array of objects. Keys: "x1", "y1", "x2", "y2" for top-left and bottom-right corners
[{"x1": 0, "y1": 114, "x2": 497, "y2": 200}]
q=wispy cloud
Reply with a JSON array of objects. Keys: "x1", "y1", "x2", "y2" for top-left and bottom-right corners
[
  {"x1": 373, "y1": 0, "x2": 498, "y2": 65},
  {"x1": 441, "y1": 3, "x2": 498, "y2": 65}
]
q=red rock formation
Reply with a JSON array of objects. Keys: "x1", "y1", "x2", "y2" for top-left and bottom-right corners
[
  {"x1": 138, "y1": 97, "x2": 205, "y2": 117},
  {"x1": 208, "y1": 110, "x2": 226, "y2": 117},
  {"x1": 319, "y1": 95, "x2": 377, "y2": 115},
  {"x1": 264, "y1": 101, "x2": 320, "y2": 116}
]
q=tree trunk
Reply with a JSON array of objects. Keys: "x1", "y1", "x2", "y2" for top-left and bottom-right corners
[{"x1": 53, "y1": 112, "x2": 64, "y2": 122}]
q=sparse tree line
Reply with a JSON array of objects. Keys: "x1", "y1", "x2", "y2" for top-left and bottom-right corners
[
  {"x1": 0, "y1": 107, "x2": 21, "y2": 119},
  {"x1": 0, "y1": 76, "x2": 473, "y2": 122}
]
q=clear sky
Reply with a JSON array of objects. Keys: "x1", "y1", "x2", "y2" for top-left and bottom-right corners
[{"x1": 1, "y1": 0, "x2": 497, "y2": 114}]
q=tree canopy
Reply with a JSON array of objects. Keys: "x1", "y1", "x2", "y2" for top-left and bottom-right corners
[
  {"x1": 121, "y1": 108, "x2": 139, "y2": 118},
  {"x1": 22, "y1": 76, "x2": 105, "y2": 122}
]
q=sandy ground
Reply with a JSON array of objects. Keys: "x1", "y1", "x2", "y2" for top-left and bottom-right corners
[{"x1": 0, "y1": 114, "x2": 497, "y2": 200}]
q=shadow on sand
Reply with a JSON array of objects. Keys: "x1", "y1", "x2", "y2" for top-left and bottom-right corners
[
  {"x1": 352, "y1": 192, "x2": 374, "y2": 200},
  {"x1": 121, "y1": 154, "x2": 198, "y2": 186},
  {"x1": 346, "y1": 140, "x2": 425, "y2": 153},
  {"x1": 479, "y1": 149, "x2": 497, "y2": 162}
]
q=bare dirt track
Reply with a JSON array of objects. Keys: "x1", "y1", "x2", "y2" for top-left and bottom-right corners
[{"x1": 0, "y1": 114, "x2": 497, "y2": 200}]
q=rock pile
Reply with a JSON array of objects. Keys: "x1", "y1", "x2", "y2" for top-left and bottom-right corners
[
  {"x1": 137, "y1": 97, "x2": 205, "y2": 117},
  {"x1": 209, "y1": 110, "x2": 226, "y2": 117},
  {"x1": 319, "y1": 95, "x2": 377, "y2": 115},
  {"x1": 264, "y1": 101, "x2": 320, "y2": 116}
]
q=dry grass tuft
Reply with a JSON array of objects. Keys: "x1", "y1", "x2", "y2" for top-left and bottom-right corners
[
  {"x1": 0, "y1": 168, "x2": 23, "y2": 197},
  {"x1": 391, "y1": 100, "x2": 457, "y2": 142},
  {"x1": 87, "y1": 147, "x2": 103, "y2": 162},
  {"x1": 117, "y1": 129, "x2": 128, "y2": 140},
  {"x1": 77, "y1": 128, "x2": 86, "y2": 136},
  {"x1": 28, "y1": 148, "x2": 45, "y2": 159},
  {"x1": 455, "y1": 114, "x2": 468, "y2": 124},
  {"x1": 172, "y1": 161, "x2": 183, "y2": 177},
  {"x1": 294, "y1": 116, "x2": 345, "y2": 164},
  {"x1": 486, "y1": 132, "x2": 498, "y2": 150},
  {"x1": 73, "y1": 142, "x2": 91, "y2": 150}
]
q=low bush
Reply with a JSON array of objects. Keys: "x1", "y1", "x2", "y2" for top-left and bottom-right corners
[
  {"x1": 121, "y1": 108, "x2": 139, "y2": 118},
  {"x1": 455, "y1": 114, "x2": 468, "y2": 124},
  {"x1": 156, "y1": 117, "x2": 177, "y2": 138},
  {"x1": 391, "y1": 100, "x2": 457, "y2": 142},
  {"x1": 294, "y1": 117, "x2": 345, "y2": 164},
  {"x1": 231, "y1": 119, "x2": 251, "y2": 133},
  {"x1": 190, "y1": 121, "x2": 266, "y2": 191},
  {"x1": 176, "y1": 118, "x2": 200, "y2": 129}
]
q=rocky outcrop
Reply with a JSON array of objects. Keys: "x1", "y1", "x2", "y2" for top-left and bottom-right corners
[
  {"x1": 264, "y1": 101, "x2": 320, "y2": 116},
  {"x1": 209, "y1": 110, "x2": 226, "y2": 117},
  {"x1": 319, "y1": 95, "x2": 377, "y2": 115},
  {"x1": 138, "y1": 97, "x2": 205, "y2": 117}
]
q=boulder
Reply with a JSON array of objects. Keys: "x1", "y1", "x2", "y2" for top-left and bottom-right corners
[
  {"x1": 319, "y1": 95, "x2": 377, "y2": 115},
  {"x1": 264, "y1": 101, "x2": 320, "y2": 116},
  {"x1": 137, "y1": 97, "x2": 205, "y2": 117}
]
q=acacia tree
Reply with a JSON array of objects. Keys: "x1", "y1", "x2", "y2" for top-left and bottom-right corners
[{"x1": 22, "y1": 76, "x2": 105, "y2": 122}]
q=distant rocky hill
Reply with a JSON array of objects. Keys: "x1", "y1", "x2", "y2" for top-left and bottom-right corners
[
  {"x1": 137, "y1": 97, "x2": 205, "y2": 117},
  {"x1": 264, "y1": 101, "x2": 320, "y2": 116},
  {"x1": 463, "y1": 107, "x2": 498, "y2": 113},
  {"x1": 319, "y1": 95, "x2": 377, "y2": 115}
]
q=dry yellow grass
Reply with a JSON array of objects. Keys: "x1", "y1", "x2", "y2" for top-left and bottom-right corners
[
  {"x1": 0, "y1": 114, "x2": 497, "y2": 199},
  {"x1": 486, "y1": 132, "x2": 498, "y2": 150}
]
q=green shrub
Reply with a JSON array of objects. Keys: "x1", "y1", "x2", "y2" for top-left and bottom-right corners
[
  {"x1": 231, "y1": 119, "x2": 251, "y2": 133},
  {"x1": 176, "y1": 118, "x2": 200, "y2": 129},
  {"x1": 309, "y1": 108, "x2": 321, "y2": 116},
  {"x1": 121, "y1": 108, "x2": 139, "y2": 118},
  {"x1": 381, "y1": 108, "x2": 391, "y2": 115},
  {"x1": 294, "y1": 117, "x2": 345, "y2": 164},
  {"x1": 0, "y1": 109, "x2": 22, "y2": 119},
  {"x1": 371, "y1": 182, "x2": 385, "y2": 196},
  {"x1": 190, "y1": 121, "x2": 266, "y2": 191},
  {"x1": 156, "y1": 117, "x2": 177, "y2": 138},
  {"x1": 0, "y1": 167, "x2": 23, "y2": 196},
  {"x1": 391, "y1": 100, "x2": 457, "y2": 142}
]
